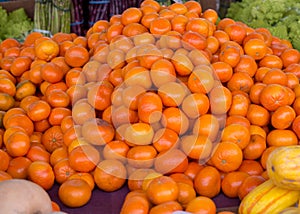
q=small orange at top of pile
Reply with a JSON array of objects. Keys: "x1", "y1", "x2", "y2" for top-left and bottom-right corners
[{"x1": 0, "y1": 0, "x2": 299, "y2": 213}]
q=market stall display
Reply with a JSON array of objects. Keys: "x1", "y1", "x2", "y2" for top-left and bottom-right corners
[{"x1": 0, "y1": 0, "x2": 299, "y2": 213}]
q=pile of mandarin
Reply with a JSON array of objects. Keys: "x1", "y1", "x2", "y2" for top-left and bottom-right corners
[{"x1": 0, "y1": 0, "x2": 299, "y2": 213}]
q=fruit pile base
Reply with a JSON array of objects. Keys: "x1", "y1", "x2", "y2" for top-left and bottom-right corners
[{"x1": 48, "y1": 183, "x2": 240, "y2": 213}]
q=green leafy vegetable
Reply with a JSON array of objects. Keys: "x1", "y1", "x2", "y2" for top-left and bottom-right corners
[
  {"x1": 226, "y1": 0, "x2": 300, "y2": 50},
  {"x1": 0, "y1": 6, "x2": 33, "y2": 42}
]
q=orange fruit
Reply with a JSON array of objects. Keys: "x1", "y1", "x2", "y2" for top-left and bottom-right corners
[
  {"x1": 185, "y1": 196, "x2": 216, "y2": 214},
  {"x1": 127, "y1": 145, "x2": 157, "y2": 169},
  {"x1": 194, "y1": 166, "x2": 221, "y2": 198},
  {"x1": 10, "y1": 56, "x2": 32, "y2": 77},
  {"x1": 0, "y1": 149, "x2": 10, "y2": 171},
  {"x1": 120, "y1": 192, "x2": 150, "y2": 214},
  {"x1": 161, "y1": 107, "x2": 189, "y2": 135},
  {"x1": 124, "y1": 123, "x2": 155, "y2": 146},
  {"x1": 181, "y1": 134, "x2": 213, "y2": 160},
  {"x1": 181, "y1": 92, "x2": 210, "y2": 119},
  {"x1": 192, "y1": 114, "x2": 220, "y2": 142},
  {"x1": 146, "y1": 175, "x2": 179, "y2": 205},
  {"x1": 152, "y1": 128, "x2": 179, "y2": 153},
  {"x1": 158, "y1": 81, "x2": 187, "y2": 107},
  {"x1": 53, "y1": 158, "x2": 76, "y2": 184},
  {"x1": 102, "y1": 140, "x2": 130, "y2": 163},
  {"x1": 93, "y1": 159, "x2": 127, "y2": 192},
  {"x1": 137, "y1": 92, "x2": 163, "y2": 124},
  {"x1": 210, "y1": 141, "x2": 243, "y2": 173},
  {"x1": 121, "y1": 7, "x2": 143, "y2": 25},
  {"x1": 221, "y1": 171, "x2": 249, "y2": 198},
  {"x1": 176, "y1": 182, "x2": 196, "y2": 206},
  {"x1": 65, "y1": 45, "x2": 89, "y2": 67},
  {"x1": 58, "y1": 179, "x2": 92, "y2": 208},
  {"x1": 5, "y1": 131, "x2": 31, "y2": 157},
  {"x1": 184, "y1": 161, "x2": 204, "y2": 181},
  {"x1": 243, "y1": 134, "x2": 267, "y2": 160},
  {"x1": 68, "y1": 144, "x2": 101, "y2": 173},
  {"x1": 221, "y1": 123, "x2": 251, "y2": 149},
  {"x1": 238, "y1": 160, "x2": 264, "y2": 176},
  {"x1": 209, "y1": 85, "x2": 232, "y2": 115},
  {"x1": 149, "y1": 201, "x2": 183, "y2": 214},
  {"x1": 68, "y1": 172, "x2": 95, "y2": 190},
  {"x1": 35, "y1": 39, "x2": 59, "y2": 61},
  {"x1": 154, "y1": 148, "x2": 188, "y2": 174},
  {"x1": 150, "y1": 17, "x2": 172, "y2": 35},
  {"x1": 0, "y1": 170, "x2": 12, "y2": 181},
  {"x1": 127, "y1": 168, "x2": 156, "y2": 191},
  {"x1": 238, "y1": 175, "x2": 266, "y2": 200},
  {"x1": 27, "y1": 161, "x2": 55, "y2": 190}
]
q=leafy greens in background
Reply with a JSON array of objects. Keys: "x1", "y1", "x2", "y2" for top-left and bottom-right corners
[
  {"x1": 226, "y1": 0, "x2": 300, "y2": 51},
  {"x1": 0, "y1": 6, "x2": 33, "y2": 42}
]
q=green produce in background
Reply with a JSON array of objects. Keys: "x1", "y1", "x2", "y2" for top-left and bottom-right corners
[
  {"x1": 50, "y1": 0, "x2": 71, "y2": 34},
  {"x1": 0, "y1": 6, "x2": 33, "y2": 42},
  {"x1": 226, "y1": 0, "x2": 300, "y2": 51},
  {"x1": 34, "y1": 0, "x2": 52, "y2": 36},
  {"x1": 34, "y1": 0, "x2": 71, "y2": 36}
]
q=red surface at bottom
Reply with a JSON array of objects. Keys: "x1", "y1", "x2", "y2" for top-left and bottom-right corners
[{"x1": 48, "y1": 182, "x2": 240, "y2": 214}]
